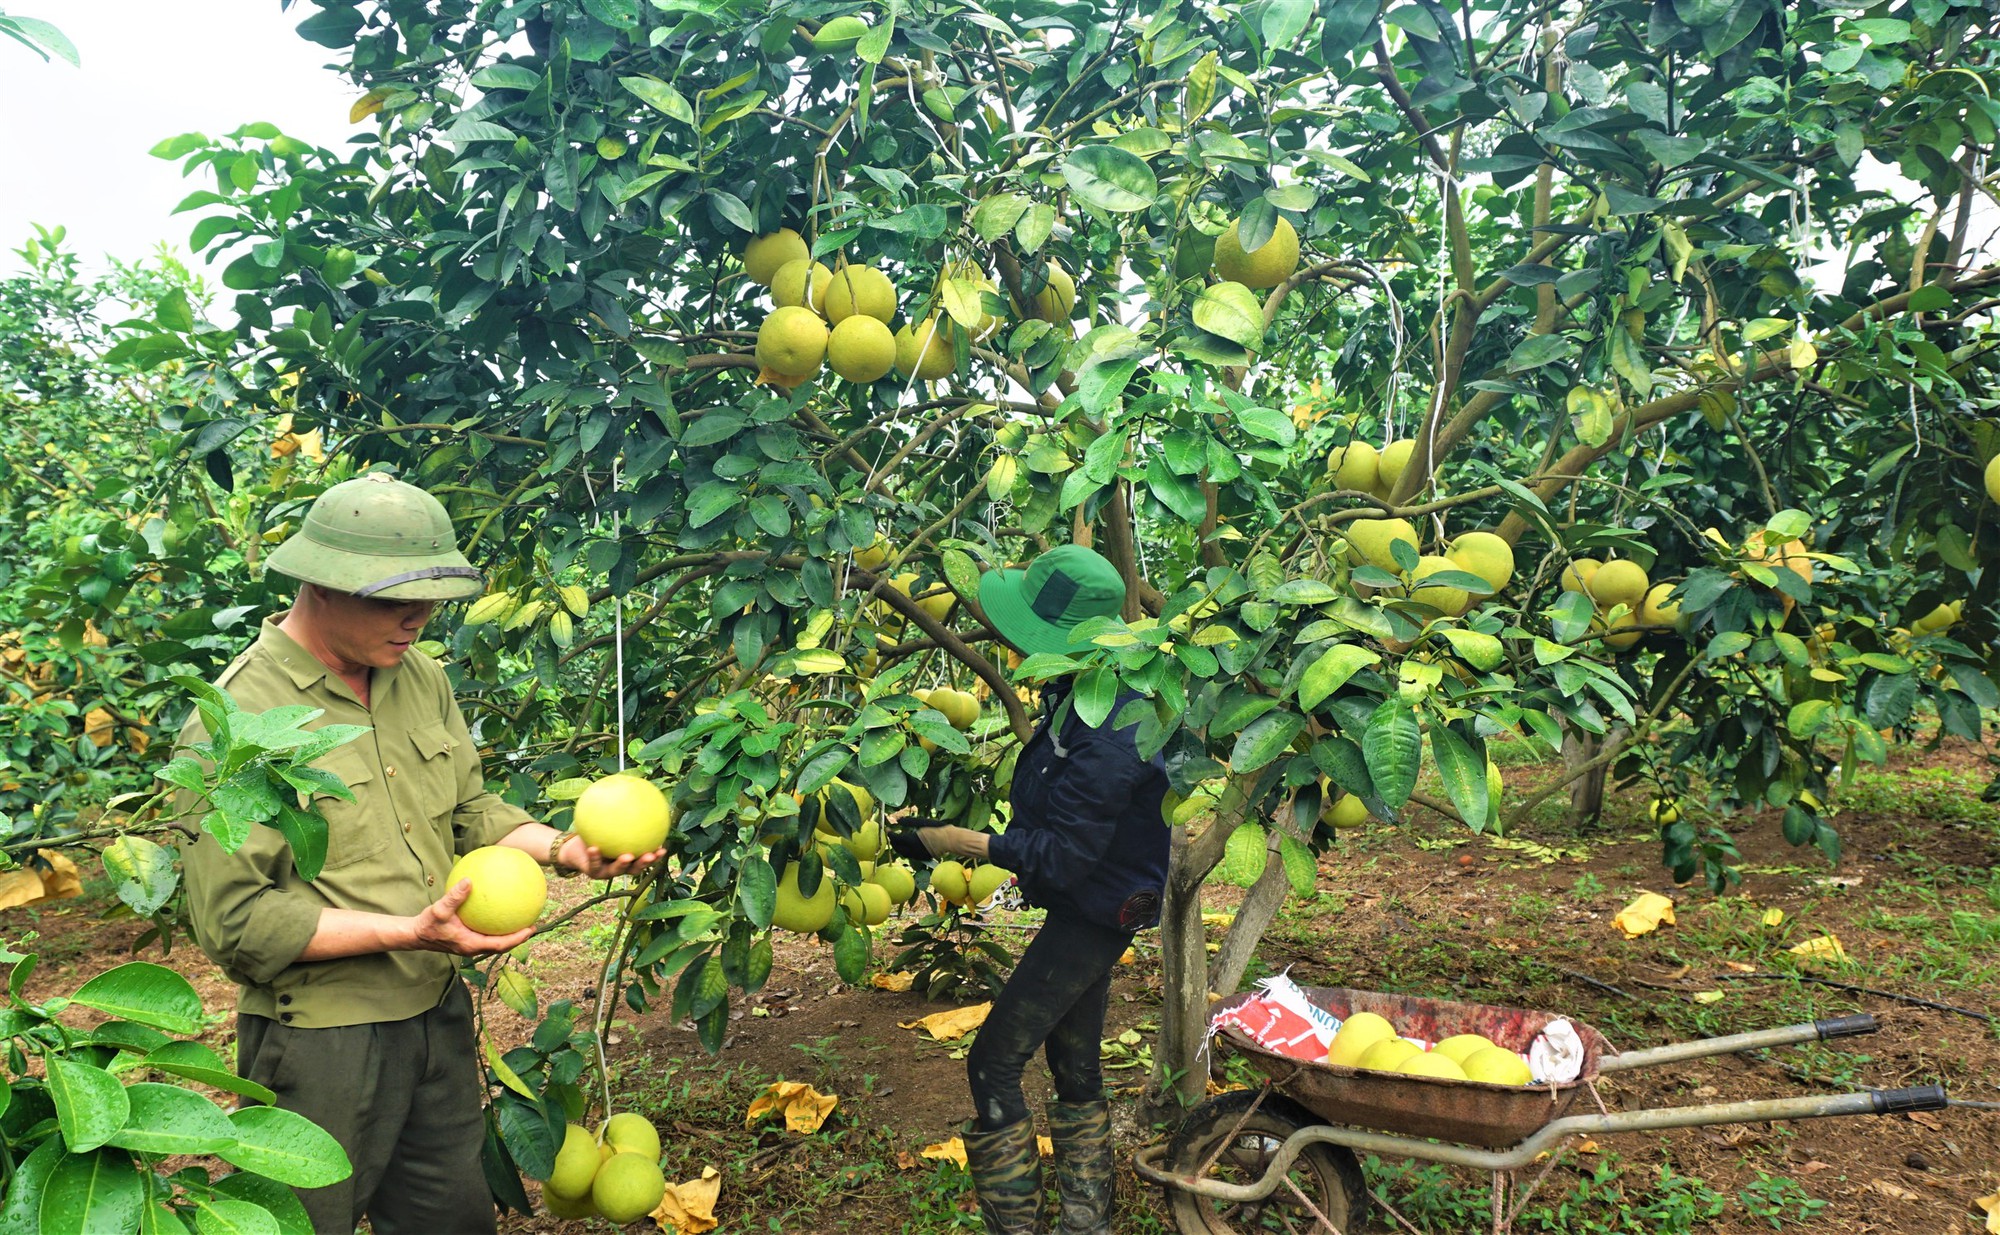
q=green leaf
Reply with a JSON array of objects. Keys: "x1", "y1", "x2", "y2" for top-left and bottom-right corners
[
  {"x1": 1261, "y1": 0, "x2": 1313, "y2": 53},
  {"x1": 738, "y1": 855, "x2": 777, "y2": 930},
  {"x1": 1297, "y1": 645, "x2": 1380, "y2": 711},
  {"x1": 1215, "y1": 822, "x2": 1268, "y2": 887},
  {"x1": 1, "y1": 16, "x2": 79, "y2": 65},
  {"x1": 72, "y1": 962, "x2": 204, "y2": 1035},
  {"x1": 0, "y1": 1138, "x2": 64, "y2": 1235},
  {"x1": 1072, "y1": 667, "x2": 1119, "y2": 728},
  {"x1": 210, "y1": 1174, "x2": 313, "y2": 1235},
  {"x1": 1907, "y1": 284, "x2": 1952, "y2": 313},
  {"x1": 37, "y1": 1150, "x2": 145, "y2": 1235},
  {"x1": 1362, "y1": 702, "x2": 1421, "y2": 808},
  {"x1": 972, "y1": 193, "x2": 1029, "y2": 241},
  {"x1": 190, "y1": 1197, "x2": 281, "y2": 1235},
  {"x1": 103, "y1": 1083, "x2": 236, "y2": 1155},
  {"x1": 267, "y1": 800, "x2": 329, "y2": 883},
  {"x1": 1230, "y1": 709, "x2": 1305, "y2": 773},
  {"x1": 1060, "y1": 146, "x2": 1159, "y2": 213},
  {"x1": 1192, "y1": 282, "x2": 1266, "y2": 350},
  {"x1": 1278, "y1": 834, "x2": 1318, "y2": 896},
  {"x1": 142, "y1": 1042, "x2": 276, "y2": 1106},
  {"x1": 1440, "y1": 629, "x2": 1504, "y2": 671},
  {"x1": 1428, "y1": 724, "x2": 1489, "y2": 834},
  {"x1": 1850, "y1": 652, "x2": 1911, "y2": 674},
  {"x1": 1506, "y1": 333, "x2": 1575, "y2": 373},
  {"x1": 46, "y1": 1057, "x2": 131, "y2": 1152},
  {"x1": 1787, "y1": 699, "x2": 1834, "y2": 738},
  {"x1": 101, "y1": 836, "x2": 179, "y2": 917},
  {"x1": 218, "y1": 1106, "x2": 353, "y2": 1189},
  {"x1": 833, "y1": 921, "x2": 871, "y2": 984},
  {"x1": 1266, "y1": 579, "x2": 1342, "y2": 605}
]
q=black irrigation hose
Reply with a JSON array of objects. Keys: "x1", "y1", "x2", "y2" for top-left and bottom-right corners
[{"x1": 1714, "y1": 972, "x2": 1995, "y2": 1024}]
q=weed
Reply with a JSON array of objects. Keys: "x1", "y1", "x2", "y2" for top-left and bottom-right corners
[
  {"x1": 1737, "y1": 1172, "x2": 1825, "y2": 1228},
  {"x1": 1570, "y1": 872, "x2": 1606, "y2": 900}
]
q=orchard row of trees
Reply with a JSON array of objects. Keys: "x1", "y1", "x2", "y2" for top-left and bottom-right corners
[{"x1": 5, "y1": 0, "x2": 2000, "y2": 1198}]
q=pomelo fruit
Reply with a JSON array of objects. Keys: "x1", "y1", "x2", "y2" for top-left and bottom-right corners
[
  {"x1": 1639, "y1": 582, "x2": 1683, "y2": 633},
  {"x1": 1560, "y1": 559, "x2": 1599, "y2": 595},
  {"x1": 814, "y1": 778, "x2": 876, "y2": 831},
  {"x1": 1345, "y1": 517, "x2": 1419, "y2": 573},
  {"x1": 591, "y1": 1152, "x2": 667, "y2": 1223},
  {"x1": 895, "y1": 318, "x2": 956, "y2": 379},
  {"x1": 1327, "y1": 440, "x2": 1380, "y2": 495},
  {"x1": 1986, "y1": 454, "x2": 2000, "y2": 505},
  {"x1": 756, "y1": 305, "x2": 829, "y2": 377},
  {"x1": 597, "y1": 1112, "x2": 661, "y2": 1161},
  {"x1": 826, "y1": 264, "x2": 897, "y2": 324},
  {"x1": 1326, "y1": 1011, "x2": 1396, "y2": 1067},
  {"x1": 1447, "y1": 531, "x2": 1515, "y2": 594},
  {"x1": 771, "y1": 258, "x2": 835, "y2": 316},
  {"x1": 573, "y1": 774, "x2": 672, "y2": 859},
  {"x1": 743, "y1": 229, "x2": 809, "y2": 286},
  {"x1": 1462, "y1": 1046, "x2": 1534, "y2": 1086},
  {"x1": 1322, "y1": 793, "x2": 1370, "y2": 829},
  {"x1": 1405, "y1": 554, "x2": 1470, "y2": 616},
  {"x1": 1023, "y1": 263, "x2": 1076, "y2": 321},
  {"x1": 828, "y1": 315, "x2": 896, "y2": 382},
  {"x1": 446, "y1": 846, "x2": 547, "y2": 935},
  {"x1": 842, "y1": 881, "x2": 893, "y2": 926},
  {"x1": 772, "y1": 864, "x2": 837, "y2": 932},
  {"x1": 547, "y1": 1122, "x2": 600, "y2": 1198},
  {"x1": 1597, "y1": 612, "x2": 1643, "y2": 651},
  {"x1": 930, "y1": 859, "x2": 972, "y2": 904},
  {"x1": 966, "y1": 864, "x2": 1013, "y2": 904},
  {"x1": 1589, "y1": 559, "x2": 1649, "y2": 613},
  {"x1": 1213, "y1": 215, "x2": 1300, "y2": 289},
  {"x1": 543, "y1": 1188, "x2": 599, "y2": 1218},
  {"x1": 1398, "y1": 1051, "x2": 1469, "y2": 1081},
  {"x1": 869, "y1": 862, "x2": 917, "y2": 905},
  {"x1": 1356, "y1": 1038, "x2": 1421, "y2": 1072},
  {"x1": 840, "y1": 817, "x2": 885, "y2": 862},
  {"x1": 1376, "y1": 438, "x2": 1417, "y2": 497},
  {"x1": 1433, "y1": 1034, "x2": 1496, "y2": 1064}
]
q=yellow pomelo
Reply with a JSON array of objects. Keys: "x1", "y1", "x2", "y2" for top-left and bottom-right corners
[
  {"x1": 869, "y1": 862, "x2": 917, "y2": 905},
  {"x1": 854, "y1": 536, "x2": 891, "y2": 570},
  {"x1": 1447, "y1": 532, "x2": 1515, "y2": 594},
  {"x1": 828, "y1": 315, "x2": 897, "y2": 382},
  {"x1": 1398, "y1": 1051, "x2": 1470, "y2": 1081},
  {"x1": 841, "y1": 881, "x2": 893, "y2": 926},
  {"x1": 930, "y1": 859, "x2": 972, "y2": 904},
  {"x1": 841, "y1": 818, "x2": 885, "y2": 862},
  {"x1": 1325, "y1": 1012, "x2": 1396, "y2": 1067},
  {"x1": 543, "y1": 1188, "x2": 599, "y2": 1219},
  {"x1": 773, "y1": 864, "x2": 837, "y2": 932},
  {"x1": 1023, "y1": 263, "x2": 1076, "y2": 321},
  {"x1": 931, "y1": 687, "x2": 980, "y2": 730},
  {"x1": 547, "y1": 1123, "x2": 600, "y2": 1199},
  {"x1": 1433, "y1": 1034, "x2": 1496, "y2": 1065},
  {"x1": 815, "y1": 778, "x2": 876, "y2": 831},
  {"x1": 1356, "y1": 1038, "x2": 1422, "y2": 1072},
  {"x1": 1462, "y1": 1046, "x2": 1534, "y2": 1086},
  {"x1": 1322, "y1": 793, "x2": 1370, "y2": 829},
  {"x1": 743, "y1": 229, "x2": 809, "y2": 286},
  {"x1": 1213, "y1": 215, "x2": 1300, "y2": 289},
  {"x1": 1405, "y1": 555, "x2": 1470, "y2": 616},
  {"x1": 1589, "y1": 559, "x2": 1649, "y2": 613},
  {"x1": 1598, "y1": 612, "x2": 1643, "y2": 651},
  {"x1": 1560, "y1": 559, "x2": 1600, "y2": 595},
  {"x1": 1327, "y1": 440, "x2": 1379, "y2": 495},
  {"x1": 1986, "y1": 454, "x2": 2000, "y2": 505},
  {"x1": 756, "y1": 305, "x2": 829, "y2": 377},
  {"x1": 592, "y1": 1152, "x2": 667, "y2": 1224},
  {"x1": 895, "y1": 318, "x2": 956, "y2": 380},
  {"x1": 1345, "y1": 517, "x2": 1419, "y2": 573},
  {"x1": 1376, "y1": 438, "x2": 1417, "y2": 497},
  {"x1": 825, "y1": 264, "x2": 897, "y2": 324},
  {"x1": 967, "y1": 864, "x2": 1013, "y2": 904},
  {"x1": 574, "y1": 774, "x2": 672, "y2": 859},
  {"x1": 446, "y1": 846, "x2": 547, "y2": 935},
  {"x1": 1911, "y1": 600, "x2": 1958, "y2": 634},
  {"x1": 1649, "y1": 798, "x2": 1680, "y2": 824},
  {"x1": 771, "y1": 258, "x2": 835, "y2": 316},
  {"x1": 812, "y1": 14, "x2": 869, "y2": 52},
  {"x1": 1639, "y1": 582, "x2": 1683, "y2": 632},
  {"x1": 597, "y1": 1112, "x2": 661, "y2": 1160}
]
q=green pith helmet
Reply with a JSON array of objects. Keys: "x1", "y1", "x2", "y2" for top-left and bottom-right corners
[{"x1": 265, "y1": 473, "x2": 485, "y2": 601}]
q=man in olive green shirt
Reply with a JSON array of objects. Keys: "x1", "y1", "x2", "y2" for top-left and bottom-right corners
[{"x1": 180, "y1": 474, "x2": 660, "y2": 1234}]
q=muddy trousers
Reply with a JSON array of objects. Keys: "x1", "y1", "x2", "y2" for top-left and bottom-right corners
[
  {"x1": 235, "y1": 981, "x2": 494, "y2": 1235},
  {"x1": 967, "y1": 912, "x2": 1134, "y2": 1130}
]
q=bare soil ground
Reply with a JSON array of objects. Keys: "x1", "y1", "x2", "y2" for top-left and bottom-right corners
[{"x1": 13, "y1": 738, "x2": 1999, "y2": 1234}]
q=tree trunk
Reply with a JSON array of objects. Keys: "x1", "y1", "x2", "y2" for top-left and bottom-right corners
[
  {"x1": 1561, "y1": 722, "x2": 1629, "y2": 825},
  {"x1": 1207, "y1": 841, "x2": 1289, "y2": 999},
  {"x1": 1143, "y1": 826, "x2": 1213, "y2": 1122}
]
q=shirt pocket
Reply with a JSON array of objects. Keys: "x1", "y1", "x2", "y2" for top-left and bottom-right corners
[
  {"x1": 406, "y1": 721, "x2": 460, "y2": 826},
  {"x1": 308, "y1": 744, "x2": 388, "y2": 871}
]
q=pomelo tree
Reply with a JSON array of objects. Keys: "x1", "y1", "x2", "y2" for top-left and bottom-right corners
[{"x1": 33, "y1": 0, "x2": 2000, "y2": 1182}]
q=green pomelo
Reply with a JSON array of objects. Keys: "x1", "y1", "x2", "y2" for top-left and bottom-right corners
[
  {"x1": 591, "y1": 1152, "x2": 667, "y2": 1224},
  {"x1": 446, "y1": 846, "x2": 548, "y2": 935}
]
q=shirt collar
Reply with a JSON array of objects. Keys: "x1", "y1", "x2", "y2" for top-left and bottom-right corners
[{"x1": 256, "y1": 612, "x2": 400, "y2": 699}]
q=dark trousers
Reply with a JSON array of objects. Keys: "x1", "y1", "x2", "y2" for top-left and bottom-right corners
[
  {"x1": 967, "y1": 912, "x2": 1134, "y2": 1130},
  {"x1": 236, "y1": 981, "x2": 495, "y2": 1235}
]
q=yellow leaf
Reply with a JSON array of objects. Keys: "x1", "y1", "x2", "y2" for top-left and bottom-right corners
[
  {"x1": 349, "y1": 88, "x2": 392, "y2": 125},
  {"x1": 869, "y1": 972, "x2": 915, "y2": 992},
  {"x1": 0, "y1": 871, "x2": 45, "y2": 911},
  {"x1": 1786, "y1": 934, "x2": 1847, "y2": 964},
  {"x1": 744, "y1": 1081, "x2": 838, "y2": 1134},
  {"x1": 1038, "y1": 1136, "x2": 1054, "y2": 1157},
  {"x1": 1691, "y1": 990, "x2": 1725, "y2": 1004},
  {"x1": 651, "y1": 1165, "x2": 721, "y2": 1234},
  {"x1": 898, "y1": 1002, "x2": 992, "y2": 1042},
  {"x1": 1761, "y1": 907, "x2": 1785, "y2": 927},
  {"x1": 35, "y1": 850, "x2": 80, "y2": 902},
  {"x1": 1976, "y1": 1186, "x2": 2000, "y2": 1232},
  {"x1": 1788, "y1": 335, "x2": 1818, "y2": 370},
  {"x1": 1612, "y1": 892, "x2": 1676, "y2": 939},
  {"x1": 482, "y1": 1036, "x2": 538, "y2": 1103},
  {"x1": 920, "y1": 1137, "x2": 967, "y2": 1168},
  {"x1": 1201, "y1": 911, "x2": 1237, "y2": 928}
]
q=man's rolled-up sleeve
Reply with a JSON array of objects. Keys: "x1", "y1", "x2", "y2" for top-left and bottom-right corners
[{"x1": 178, "y1": 785, "x2": 323, "y2": 986}]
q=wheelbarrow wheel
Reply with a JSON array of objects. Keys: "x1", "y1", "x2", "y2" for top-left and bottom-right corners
[{"x1": 1165, "y1": 1089, "x2": 1370, "y2": 1234}]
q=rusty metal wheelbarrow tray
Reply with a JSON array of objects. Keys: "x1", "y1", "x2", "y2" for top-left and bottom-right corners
[{"x1": 1210, "y1": 985, "x2": 1613, "y2": 1149}]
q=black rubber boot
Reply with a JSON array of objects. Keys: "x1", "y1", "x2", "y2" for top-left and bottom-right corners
[
  {"x1": 962, "y1": 1117, "x2": 1046, "y2": 1235},
  {"x1": 1046, "y1": 1099, "x2": 1114, "y2": 1235}
]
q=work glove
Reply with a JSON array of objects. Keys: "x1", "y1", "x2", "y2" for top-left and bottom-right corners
[
  {"x1": 890, "y1": 818, "x2": 990, "y2": 861},
  {"x1": 888, "y1": 817, "x2": 946, "y2": 864}
]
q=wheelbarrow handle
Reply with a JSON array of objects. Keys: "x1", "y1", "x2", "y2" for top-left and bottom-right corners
[
  {"x1": 1597, "y1": 1013, "x2": 1878, "y2": 1074},
  {"x1": 1872, "y1": 1084, "x2": 1949, "y2": 1114}
]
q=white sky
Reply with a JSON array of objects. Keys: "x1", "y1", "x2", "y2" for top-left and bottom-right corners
[{"x1": 0, "y1": 1, "x2": 353, "y2": 271}]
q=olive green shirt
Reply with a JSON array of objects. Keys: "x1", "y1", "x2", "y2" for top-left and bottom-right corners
[{"x1": 178, "y1": 615, "x2": 532, "y2": 1029}]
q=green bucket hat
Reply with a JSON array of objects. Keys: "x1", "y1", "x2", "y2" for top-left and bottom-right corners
[
  {"x1": 265, "y1": 473, "x2": 485, "y2": 601},
  {"x1": 977, "y1": 544, "x2": 1127, "y2": 656}
]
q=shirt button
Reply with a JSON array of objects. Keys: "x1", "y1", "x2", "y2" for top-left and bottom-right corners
[
  {"x1": 403, "y1": 823, "x2": 411, "y2": 833},
  {"x1": 278, "y1": 994, "x2": 292, "y2": 1006},
  {"x1": 387, "y1": 766, "x2": 397, "y2": 777},
  {"x1": 426, "y1": 875, "x2": 435, "y2": 887},
  {"x1": 280, "y1": 1013, "x2": 294, "y2": 1024}
]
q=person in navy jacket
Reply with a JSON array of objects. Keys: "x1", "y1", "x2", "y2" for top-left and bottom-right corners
[{"x1": 894, "y1": 544, "x2": 1169, "y2": 1235}]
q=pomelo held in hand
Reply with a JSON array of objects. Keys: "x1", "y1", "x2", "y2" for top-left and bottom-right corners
[
  {"x1": 574, "y1": 774, "x2": 672, "y2": 858},
  {"x1": 446, "y1": 846, "x2": 547, "y2": 934}
]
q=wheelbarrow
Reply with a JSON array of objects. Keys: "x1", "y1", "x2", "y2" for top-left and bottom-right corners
[{"x1": 1132, "y1": 986, "x2": 1952, "y2": 1234}]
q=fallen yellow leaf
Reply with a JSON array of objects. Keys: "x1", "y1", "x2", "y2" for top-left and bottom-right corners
[
  {"x1": 1761, "y1": 907, "x2": 1785, "y2": 927},
  {"x1": 1786, "y1": 934, "x2": 1847, "y2": 964},
  {"x1": 920, "y1": 1137, "x2": 967, "y2": 1168},
  {"x1": 1201, "y1": 911, "x2": 1236, "y2": 927},
  {"x1": 1691, "y1": 990, "x2": 1725, "y2": 1004},
  {"x1": 870, "y1": 971, "x2": 915, "y2": 992},
  {"x1": 1118, "y1": 948, "x2": 1137, "y2": 965},
  {"x1": 899, "y1": 1002, "x2": 992, "y2": 1042},
  {"x1": 0, "y1": 851, "x2": 82, "y2": 911},
  {"x1": 1976, "y1": 1186, "x2": 1999, "y2": 1233},
  {"x1": 651, "y1": 1165, "x2": 721, "y2": 1233},
  {"x1": 744, "y1": 1081, "x2": 838, "y2": 1134},
  {"x1": 1612, "y1": 892, "x2": 1676, "y2": 939}
]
